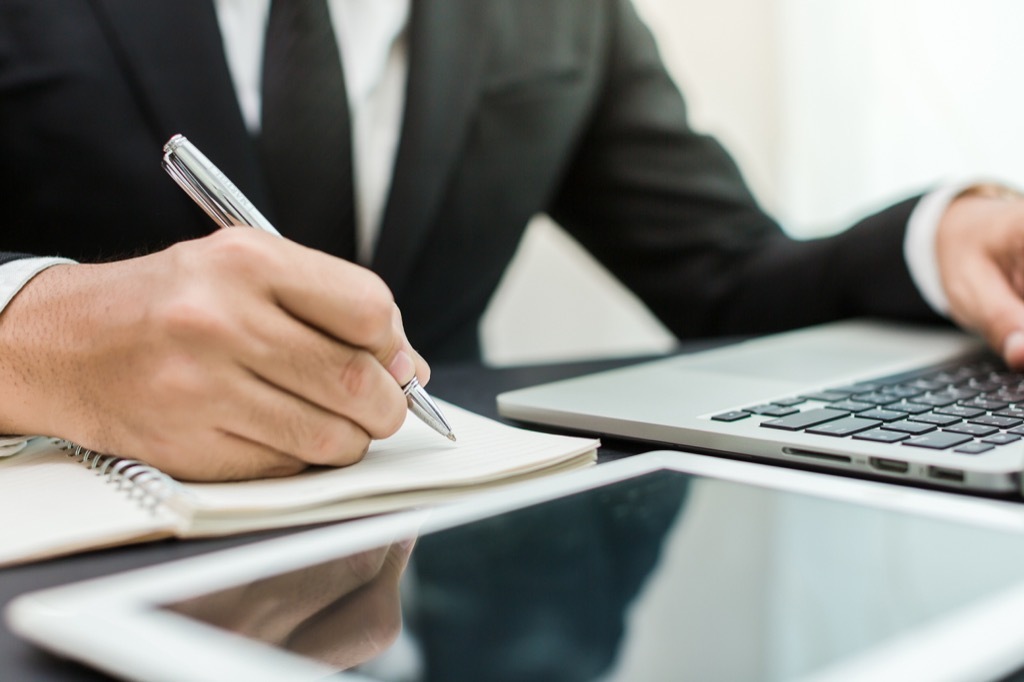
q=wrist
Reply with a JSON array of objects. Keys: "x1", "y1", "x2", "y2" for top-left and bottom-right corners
[{"x1": 0, "y1": 263, "x2": 115, "y2": 439}]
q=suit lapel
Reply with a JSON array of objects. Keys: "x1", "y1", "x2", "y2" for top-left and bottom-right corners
[
  {"x1": 372, "y1": 0, "x2": 488, "y2": 296},
  {"x1": 89, "y1": 0, "x2": 270, "y2": 215},
  {"x1": 90, "y1": 0, "x2": 486, "y2": 282}
]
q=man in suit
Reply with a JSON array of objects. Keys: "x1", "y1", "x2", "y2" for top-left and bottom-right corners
[{"x1": 0, "y1": 0, "x2": 1020, "y2": 480}]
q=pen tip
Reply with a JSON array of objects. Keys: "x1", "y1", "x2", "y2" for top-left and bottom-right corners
[{"x1": 447, "y1": 433, "x2": 457, "y2": 442}]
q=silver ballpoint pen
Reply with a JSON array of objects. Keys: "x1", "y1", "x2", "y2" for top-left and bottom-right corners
[{"x1": 162, "y1": 134, "x2": 456, "y2": 442}]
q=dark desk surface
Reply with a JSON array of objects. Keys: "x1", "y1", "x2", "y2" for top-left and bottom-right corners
[
  {"x1": 8, "y1": 349, "x2": 1024, "y2": 682},
  {"x1": 0, "y1": 355, "x2": 657, "y2": 682}
]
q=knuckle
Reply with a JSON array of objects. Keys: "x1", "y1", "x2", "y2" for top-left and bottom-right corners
[
  {"x1": 348, "y1": 273, "x2": 396, "y2": 345},
  {"x1": 152, "y1": 293, "x2": 232, "y2": 343},
  {"x1": 149, "y1": 353, "x2": 206, "y2": 402},
  {"x1": 199, "y1": 229, "x2": 280, "y2": 278},
  {"x1": 337, "y1": 351, "x2": 374, "y2": 400}
]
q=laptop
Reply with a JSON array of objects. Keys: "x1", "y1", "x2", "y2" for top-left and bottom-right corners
[
  {"x1": 11, "y1": 452, "x2": 1024, "y2": 681},
  {"x1": 497, "y1": 319, "x2": 1024, "y2": 495}
]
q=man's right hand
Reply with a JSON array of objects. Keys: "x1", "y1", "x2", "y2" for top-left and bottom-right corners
[{"x1": 0, "y1": 229, "x2": 428, "y2": 481}]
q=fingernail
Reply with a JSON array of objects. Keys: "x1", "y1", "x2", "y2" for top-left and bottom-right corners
[
  {"x1": 1005, "y1": 331, "x2": 1024, "y2": 362},
  {"x1": 388, "y1": 350, "x2": 416, "y2": 385}
]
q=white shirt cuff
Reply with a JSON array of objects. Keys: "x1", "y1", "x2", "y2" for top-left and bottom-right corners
[
  {"x1": 0, "y1": 256, "x2": 76, "y2": 313},
  {"x1": 903, "y1": 183, "x2": 982, "y2": 317}
]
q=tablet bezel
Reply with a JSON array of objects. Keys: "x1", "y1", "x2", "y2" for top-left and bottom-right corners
[{"x1": 8, "y1": 451, "x2": 1024, "y2": 682}]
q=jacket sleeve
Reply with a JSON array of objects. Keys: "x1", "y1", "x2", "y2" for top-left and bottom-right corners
[{"x1": 549, "y1": 0, "x2": 941, "y2": 340}]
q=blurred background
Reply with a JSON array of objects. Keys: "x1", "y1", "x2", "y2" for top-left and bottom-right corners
[{"x1": 479, "y1": 0, "x2": 1024, "y2": 366}]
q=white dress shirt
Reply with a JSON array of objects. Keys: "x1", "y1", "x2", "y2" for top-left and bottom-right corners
[
  {"x1": 216, "y1": 0, "x2": 410, "y2": 264},
  {"x1": 0, "y1": 0, "x2": 956, "y2": 329}
]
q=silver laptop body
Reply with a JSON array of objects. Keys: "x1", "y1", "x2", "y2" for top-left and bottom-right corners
[{"x1": 498, "y1": 319, "x2": 1024, "y2": 494}]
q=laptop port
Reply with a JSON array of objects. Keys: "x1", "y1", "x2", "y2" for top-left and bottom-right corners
[
  {"x1": 869, "y1": 457, "x2": 909, "y2": 474},
  {"x1": 782, "y1": 448, "x2": 851, "y2": 463},
  {"x1": 928, "y1": 466, "x2": 965, "y2": 483}
]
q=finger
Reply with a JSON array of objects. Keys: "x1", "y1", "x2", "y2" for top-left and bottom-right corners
[
  {"x1": 381, "y1": 537, "x2": 416, "y2": 579},
  {"x1": 286, "y1": 542, "x2": 411, "y2": 667},
  {"x1": 949, "y1": 257, "x2": 1024, "y2": 367},
  {"x1": 388, "y1": 305, "x2": 431, "y2": 386},
  {"x1": 220, "y1": 370, "x2": 376, "y2": 466},
  {"x1": 268, "y1": 241, "x2": 405, "y2": 359},
  {"x1": 242, "y1": 235, "x2": 427, "y2": 387},
  {"x1": 235, "y1": 310, "x2": 408, "y2": 439},
  {"x1": 409, "y1": 347, "x2": 431, "y2": 385},
  {"x1": 156, "y1": 430, "x2": 306, "y2": 482}
]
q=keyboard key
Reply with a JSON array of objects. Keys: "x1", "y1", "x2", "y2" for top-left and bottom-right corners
[
  {"x1": 970, "y1": 415, "x2": 1023, "y2": 429},
  {"x1": 935, "y1": 405, "x2": 986, "y2": 419},
  {"x1": 983, "y1": 433, "x2": 1021, "y2": 446},
  {"x1": 946, "y1": 423, "x2": 1000, "y2": 438},
  {"x1": 946, "y1": 387, "x2": 982, "y2": 400},
  {"x1": 800, "y1": 391, "x2": 852, "y2": 403},
  {"x1": 858, "y1": 408, "x2": 905, "y2": 422},
  {"x1": 909, "y1": 393, "x2": 959, "y2": 408},
  {"x1": 761, "y1": 408, "x2": 848, "y2": 432},
  {"x1": 746, "y1": 404, "x2": 800, "y2": 417},
  {"x1": 773, "y1": 397, "x2": 806, "y2": 407},
  {"x1": 882, "y1": 420, "x2": 936, "y2": 435},
  {"x1": 711, "y1": 410, "x2": 751, "y2": 422},
  {"x1": 830, "y1": 382, "x2": 885, "y2": 393},
  {"x1": 929, "y1": 368, "x2": 981, "y2": 384},
  {"x1": 908, "y1": 378, "x2": 949, "y2": 391},
  {"x1": 853, "y1": 392, "x2": 898, "y2": 406},
  {"x1": 806, "y1": 416, "x2": 881, "y2": 437},
  {"x1": 828, "y1": 399, "x2": 874, "y2": 413},
  {"x1": 954, "y1": 442, "x2": 995, "y2": 455},
  {"x1": 995, "y1": 408, "x2": 1024, "y2": 419},
  {"x1": 853, "y1": 428, "x2": 909, "y2": 443},
  {"x1": 988, "y1": 371, "x2": 1021, "y2": 385},
  {"x1": 907, "y1": 412, "x2": 961, "y2": 427},
  {"x1": 885, "y1": 401, "x2": 932, "y2": 415},
  {"x1": 959, "y1": 397, "x2": 1010, "y2": 411},
  {"x1": 881, "y1": 385, "x2": 924, "y2": 399},
  {"x1": 902, "y1": 432, "x2": 973, "y2": 450}
]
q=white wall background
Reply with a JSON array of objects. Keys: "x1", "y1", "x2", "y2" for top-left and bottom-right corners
[{"x1": 479, "y1": 0, "x2": 1024, "y2": 366}]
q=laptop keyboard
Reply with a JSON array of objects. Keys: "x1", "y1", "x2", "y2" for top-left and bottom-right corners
[{"x1": 711, "y1": 353, "x2": 1024, "y2": 456}]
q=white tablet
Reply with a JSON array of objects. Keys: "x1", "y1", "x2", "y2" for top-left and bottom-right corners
[{"x1": 9, "y1": 451, "x2": 1024, "y2": 682}]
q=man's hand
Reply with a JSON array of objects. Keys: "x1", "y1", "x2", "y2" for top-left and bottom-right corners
[
  {"x1": 169, "y1": 538, "x2": 415, "y2": 670},
  {"x1": 937, "y1": 187, "x2": 1024, "y2": 368},
  {"x1": 0, "y1": 230, "x2": 429, "y2": 481}
]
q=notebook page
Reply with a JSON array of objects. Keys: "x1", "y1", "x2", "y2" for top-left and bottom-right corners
[
  {"x1": 180, "y1": 401, "x2": 599, "y2": 515},
  {"x1": 184, "y1": 451, "x2": 596, "y2": 536},
  {"x1": 0, "y1": 440, "x2": 178, "y2": 567}
]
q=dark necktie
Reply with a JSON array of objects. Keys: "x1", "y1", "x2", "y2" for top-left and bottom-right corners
[{"x1": 257, "y1": 0, "x2": 356, "y2": 261}]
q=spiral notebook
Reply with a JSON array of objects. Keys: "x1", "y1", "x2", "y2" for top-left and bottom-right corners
[{"x1": 0, "y1": 401, "x2": 598, "y2": 568}]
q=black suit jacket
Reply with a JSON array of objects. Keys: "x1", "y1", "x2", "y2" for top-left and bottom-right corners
[{"x1": 0, "y1": 0, "x2": 938, "y2": 361}]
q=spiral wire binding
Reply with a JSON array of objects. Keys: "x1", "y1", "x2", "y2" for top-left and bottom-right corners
[{"x1": 54, "y1": 439, "x2": 183, "y2": 512}]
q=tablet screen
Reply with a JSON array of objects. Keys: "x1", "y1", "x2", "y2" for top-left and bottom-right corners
[{"x1": 162, "y1": 470, "x2": 1024, "y2": 680}]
